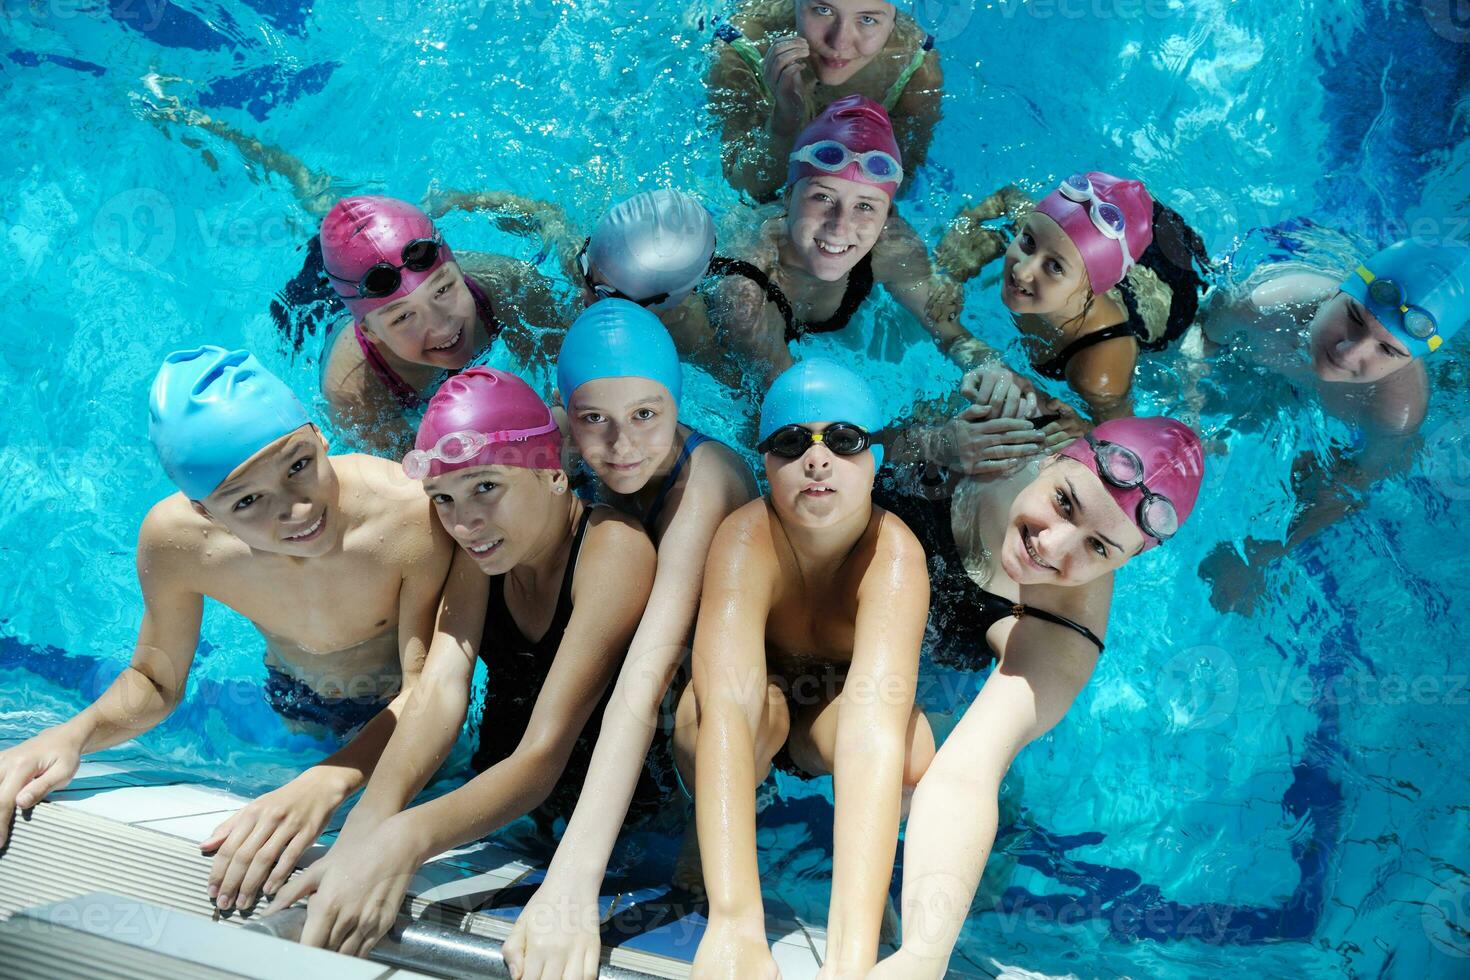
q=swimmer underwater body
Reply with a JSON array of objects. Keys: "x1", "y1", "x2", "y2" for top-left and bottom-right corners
[
  {"x1": 0, "y1": 347, "x2": 454, "y2": 916},
  {"x1": 711, "y1": 95, "x2": 1008, "y2": 388},
  {"x1": 709, "y1": 0, "x2": 943, "y2": 202},
  {"x1": 501, "y1": 301, "x2": 757, "y2": 980},
  {"x1": 318, "y1": 196, "x2": 561, "y2": 454},
  {"x1": 870, "y1": 416, "x2": 1206, "y2": 978},
  {"x1": 672, "y1": 359, "x2": 934, "y2": 978},
  {"x1": 1196, "y1": 236, "x2": 1470, "y2": 614},
  {"x1": 935, "y1": 170, "x2": 1211, "y2": 421},
  {"x1": 268, "y1": 368, "x2": 660, "y2": 958}
]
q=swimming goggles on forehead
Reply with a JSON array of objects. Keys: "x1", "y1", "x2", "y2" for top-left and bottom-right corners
[
  {"x1": 402, "y1": 420, "x2": 559, "y2": 480},
  {"x1": 325, "y1": 234, "x2": 444, "y2": 300},
  {"x1": 1354, "y1": 265, "x2": 1440, "y2": 348},
  {"x1": 758, "y1": 422, "x2": 872, "y2": 459},
  {"x1": 1057, "y1": 174, "x2": 1134, "y2": 276},
  {"x1": 576, "y1": 238, "x2": 671, "y2": 309},
  {"x1": 1080, "y1": 432, "x2": 1178, "y2": 543},
  {"x1": 790, "y1": 140, "x2": 905, "y2": 187}
]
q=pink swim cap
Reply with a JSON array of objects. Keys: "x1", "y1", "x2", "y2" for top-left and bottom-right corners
[
  {"x1": 413, "y1": 368, "x2": 563, "y2": 477},
  {"x1": 1034, "y1": 171, "x2": 1153, "y2": 294},
  {"x1": 321, "y1": 196, "x2": 455, "y2": 322},
  {"x1": 1059, "y1": 417, "x2": 1203, "y2": 552},
  {"x1": 787, "y1": 95, "x2": 903, "y2": 200}
]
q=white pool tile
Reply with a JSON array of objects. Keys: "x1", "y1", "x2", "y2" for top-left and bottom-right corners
[
  {"x1": 134, "y1": 807, "x2": 243, "y2": 844},
  {"x1": 770, "y1": 933, "x2": 823, "y2": 978},
  {"x1": 51, "y1": 782, "x2": 242, "y2": 824}
]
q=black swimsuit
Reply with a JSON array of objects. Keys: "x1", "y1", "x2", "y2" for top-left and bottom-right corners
[
  {"x1": 472, "y1": 508, "x2": 675, "y2": 827},
  {"x1": 707, "y1": 252, "x2": 876, "y2": 343},
  {"x1": 873, "y1": 472, "x2": 1104, "y2": 671}
]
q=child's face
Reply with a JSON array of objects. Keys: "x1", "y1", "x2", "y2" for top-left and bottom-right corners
[
  {"x1": 422, "y1": 464, "x2": 567, "y2": 575},
  {"x1": 1000, "y1": 458, "x2": 1144, "y2": 587},
  {"x1": 764, "y1": 421, "x2": 875, "y2": 529},
  {"x1": 568, "y1": 377, "x2": 680, "y2": 497},
  {"x1": 795, "y1": 0, "x2": 898, "y2": 85},
  {"x1": 361, "y1": 261, "x2": 478, "y2": 370},
  {"x1": 1001, "y1": 214, "x2": 1091, "y2": 317},
  {"x1": 785, "y1": 176, "x2": 890, "y2": 282},
  {"x1": 201, "y1": 427, "x2": 341, "y2": 557},
  {"x1": 1307, "y1": 291, "x2": 1414, "y2": 383}
]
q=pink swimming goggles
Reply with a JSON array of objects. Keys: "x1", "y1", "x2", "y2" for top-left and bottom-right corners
[{"x1": 402, "y1": 420, "x2": 560, "y2": 480}]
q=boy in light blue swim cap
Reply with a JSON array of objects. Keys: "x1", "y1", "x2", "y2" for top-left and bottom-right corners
[
  {"x1": 1198, "y1": 235, "x2": 1470, "y2": 614},
  {"x1": 672, "y1": 358, "x2": 934, "y2": 977},
  {"x1": 0, "y1": 346, "x2": 453, "y2": 919}
]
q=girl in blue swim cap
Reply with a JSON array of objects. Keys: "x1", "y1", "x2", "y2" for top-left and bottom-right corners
[
  {"x1": 709, "y1": 0, "x2": 944, "y2": 202},
  {"x1": 498, "y1": 300, "x2": 758, "y2": 979},
  {"x1": 673, "y1": 358, "x2": 935, "y2": 978},
  {"x1": 1196, "y1": 231, "x2": 1470, "y2": 614}
]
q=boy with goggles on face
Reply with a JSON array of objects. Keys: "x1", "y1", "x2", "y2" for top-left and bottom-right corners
[
  {"x1": 1196, "y1": 234, "x2": 1470, "y2": 615},
  {"x1": 0, "y1": 347, "x2": 454, "y2": 922},
  {"x1": 671, "y1": 358, "x2": 934, "y2": 978}
]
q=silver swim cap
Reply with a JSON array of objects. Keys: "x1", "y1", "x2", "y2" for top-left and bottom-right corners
[{"x1": 586, "y1": 189, "x2": 716, "y2": 311}]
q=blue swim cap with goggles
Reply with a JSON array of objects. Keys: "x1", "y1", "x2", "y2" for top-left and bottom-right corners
[
  {"x1": 1340, "y1": 238, "x2": 1470, "y2": 358},
  {"x1": 148, "y1": 346, "x2": 312, "y2": 500},
  {"x1": 758, "y1": 358, "x2": 885, "y2": 469}
]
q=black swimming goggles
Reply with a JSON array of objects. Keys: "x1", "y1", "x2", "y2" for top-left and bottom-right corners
[
  {"x1": 758, "y1": 423, "x2": 872, "y2": 459},
  {"x1": 325, "y1": 233, "x2": 444, "y2": 300},
  {"x1": 1082, "y1": 432, "x2": 1178, "y2": 543},
  {"x1": 576, "y1": 237, "x2": 671, "y2": 308}
]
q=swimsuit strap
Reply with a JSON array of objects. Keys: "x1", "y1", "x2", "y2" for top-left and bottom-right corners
[
  {"x1": 485, "y1": 505, "x2": 596, "y2": 654},
  {"x1": 1005, "y1": 596, "x2": 1105, "y2": 653},
  {"x1": 1031, "y1": 322, "x2": 1138, "y2": 381},
  {"x1": 882, "y1": 33, "x2": 935, "y2": 110},
  {"x1": 708, "y1": 255, "x2": 798, "y2": 337},
  {"x1": 791, "y1": 249, "x2": 875, "y2": 341},
  {"x1": 551, "y1": 506, "x2": 596, "y2": 634},
  {"x1": 642, "y1": 429, "x2": 713, "y2": 532}
]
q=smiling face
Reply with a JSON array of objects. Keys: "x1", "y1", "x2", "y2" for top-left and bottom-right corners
[
  {"x1": 784, "y1": 176, "x2": 890, "y2": 281},
  {"x1": 999, "y1": 458, "x2": 1146, "y2": 587},
  {"x1": 568, "y1": 377, "x2": 679, "y2": 496},
  {"x1": 764, "y1": 421, "x2": 875, "y2": 528},
  {"x1": 1001, "y1": 213, "x2": 1091, "y2": 318},
  {"x1": 795, "y1": 0, "x2": 897, "y2": 85},
  {"x1": 1306, "y1": 291, "x2": 1414, "y2": 383},
  {"x1": 200, "y1": 426, "x2": 342, "y2": 558},
  {"x1": 422, "y1": 464, "x2": 567, "y2": 576},
  {"x1": 360, "y1": 261, "x2": 478, "y2": 369}
]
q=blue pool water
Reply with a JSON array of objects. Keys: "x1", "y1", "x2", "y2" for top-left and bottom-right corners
[{"x1": 2, "y1": 2, "x2": 1468, "y2": 976}]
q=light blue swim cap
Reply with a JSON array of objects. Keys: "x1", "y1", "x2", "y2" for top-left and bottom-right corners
[
  {"x1": 759, "y1": 358, "x2": 885, "y2": 467},
  {"x1": 587, "y1": 189, "x2": 715, "y2": 312},
  {"x1": 1340, "y1": 238, "x2": 1470, "y2": 358},
  {"x1": 557, "y1": 298, "x2": 683, "y2": 407},
  {"x1": 148, "y1": 346, "x2": 312, "y2": 500}
]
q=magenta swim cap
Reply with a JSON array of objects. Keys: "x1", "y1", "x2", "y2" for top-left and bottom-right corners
[
  {"x1": 321, "y1": 196, "x2": 455, "y2": 322},
  {"x1": 1059, "y1": 417, "x2": 1203, "y2": 552},
  {"x1": 787, "y1": 95, "x2": 903, "y2": 200},
  {"x1": 1034, "y1": 171, "x2": 1154, "y2": 294},
  {"x1": 412, "y1": 368, "x2": 562, "y2": 478}
]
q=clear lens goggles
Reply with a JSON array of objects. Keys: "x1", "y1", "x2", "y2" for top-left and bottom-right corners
[
  {"x1": 1359, "y1": 266, "x2": 1439, "y2": 341},
  {"x1": 790, "y1": 140, "x2": 904, "y2": 187},
  {"x1": 1057, "y1": 174, "x2": 1134, "y2": 276},
  {"x1": 402, "y1": 420, "x2": 559, "y2": 480},
  {"x1": 1084, "y1": 433, "x2": 1179, "y2": 542}
]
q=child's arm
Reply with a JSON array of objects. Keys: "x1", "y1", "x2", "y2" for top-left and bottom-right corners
[
  {"x1": 270, "y1": 514, "x2": 656, "y2": 956},
  {"x1": 425, "y1": 189, "x2": 579, "y2": 278},
  {"x1": 873, "y1": 580, "x2": 1109, "y2": 979},
  {"x1": 203, "y1": 510, "x2": 454, "y2": 911},
  {"x1": 1065, "y1": 337, "x2": 1138, "y2": 422},
  {"x1": 503, "y1": 455, "x2": 756, "y2": 980},
  {"x1": 822, "y1": 521, "x2": 929, "y2": 974},
  {"x1": 889, "y1": 49, "x2": 943, "y2": 176},
  {"x1": 0, "y1": 503, "x2": 203, "y2": 847}
]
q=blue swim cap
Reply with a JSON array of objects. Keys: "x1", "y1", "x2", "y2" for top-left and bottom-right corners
[
  {"x1": 148, "y1": 346, "x2": 312, "y2": 500},
  {"x1": 557, "y1": 298, "x2": 682, "y2": 407},
  {"x1": 759, "y1": 358, "x2": 885, "y2": 467},
  {"x1": 1340, "y1": 238, "x2": 1470, "y2": 358}
]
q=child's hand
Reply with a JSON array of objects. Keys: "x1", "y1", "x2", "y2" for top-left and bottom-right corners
[
  {"x1": 693, "y1": 914, "x2": 780, "y2": 979},
  {"x1": 201, "y1": 766, "x2": 349, "y2": 913},
  {"x1": 502, "y1": 878, "x2": 603, "y2": 980},
  {"x1": 0, "y1": 729, "x2": 82, "y2": 848},
  {"x1": 763, "y1": 35, "x2": 814, "y2": 136}
]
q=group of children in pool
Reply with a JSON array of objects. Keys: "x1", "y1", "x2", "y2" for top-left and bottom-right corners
[{"x1": 7, "y1": 1, "x2": 1470, "y2": 977}]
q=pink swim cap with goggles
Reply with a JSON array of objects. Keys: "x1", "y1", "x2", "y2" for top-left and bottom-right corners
[
  {"x1": 1059, "y1": 417, "x2": 1203, "y2": 553},
  {"x1": 321, "y1": 196, "x2": 455, "y2": 322},
  {"x1": 787, "y1": 94, "x2": 904, "y2": 200},
  {"x1": 1035, "y1": 171, "x2": 1154, "y2": 294},
  {"x1": 404, "y1": 368, "x2": 563, "y2": 479}
]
